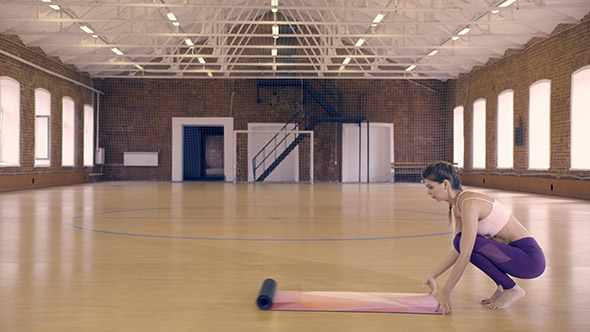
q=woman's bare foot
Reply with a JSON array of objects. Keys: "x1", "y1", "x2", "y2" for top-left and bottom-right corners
[
  {"x1": 481, "y1": 285, "x2": 503, "y2": 305},
  {"x1": 486, "y1": 284, "x2": 525, "y2": 309}
]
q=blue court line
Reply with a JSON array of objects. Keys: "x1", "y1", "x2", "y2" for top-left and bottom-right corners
[
  {"x1": 84, "y1": 206, "x2": 449, "y2": 217},
  {"x1": 91, "y1": 216, "x2": 446, "y2": 222},
  {"x1": 65, "y1": 220, "x2": 452, "y2": 241},
  {"x1": 545, "y1": 219, "x2": 590, "y2": 223},
  {"x1": 64, "y1": 206, "x2": 453, "y2": 242},
  {"x1": 87, "y1": 205, "x2": 448, "y2": 213}
]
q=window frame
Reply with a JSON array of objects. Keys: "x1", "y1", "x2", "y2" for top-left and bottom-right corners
[
  {"x1": 570, "y1": 65, "x2": 590, "y2": 170},
  {"x1": 497, "y1": 90, "x2": 514, "y2": 169},
  {"x1": 83, "y1": 104, "x2": 94, "y2": 167},
  {"x1": 472, "y1": 99, "x2": 487, "y2": 169},
  {"x1": 61, "y1": 97, "x2": 76, "y2": 167},
  {"x1": 453, "y1": 106, "x2": 464, "y2": 168},
  {"x1": 528, "y1": 80, "x2": 551, "y2": 170},
  {"x1": 35, "y1": 88, "x2": 51, "y2": 167},
  {"x1": 0, "y1": 76, "x2": 21, "y2": 167}
]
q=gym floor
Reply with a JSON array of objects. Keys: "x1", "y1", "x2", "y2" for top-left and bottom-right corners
[{"x1": 1, "y1": 182, "x2": 588, "y2": 331}]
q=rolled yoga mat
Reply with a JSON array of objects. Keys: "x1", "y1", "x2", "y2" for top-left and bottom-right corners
[
  {"x1": 256, "y1": 279, "x2": 442, "y2": 314},
  {"x1": 256, "y1": 278, "x2": 277, "y2": 310}
]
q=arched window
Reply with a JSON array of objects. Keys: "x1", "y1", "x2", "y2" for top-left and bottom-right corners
[
  {"x1": 497, "y1": 90, "x2": 514, "y2": 168},
  {"x1": 35, "y1": 88, "x2": 51, "y2": 167},
  {"x1": 529, "y1": 80, "x2": 551, "y2": 170},
  {"x1": 453, "y1": 106, "x2": 464, "y2": 168},
  {"x1": 0, "y1": 77, "x2": 20, "y2": 166},
  {"x1": 62, "y1": 97, "x2": 75, "y2": 167},
  {"x1": 571, "y1": 66, "x2": 590, "y2": 170},
  {"x1": 473, "y1": 99, "x2": 486, "y2": 169},
  {"x1": 83, "y1": 104, "x2": 94, "y2": 166}
]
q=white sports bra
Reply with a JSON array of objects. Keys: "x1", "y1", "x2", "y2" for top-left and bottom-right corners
[{"x1": 454, "y1": 191, "x2": 511, "y2": 237}]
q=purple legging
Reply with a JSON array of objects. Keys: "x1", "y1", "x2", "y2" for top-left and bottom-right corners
[{"x1": 453, "y1": 232, "x2": 545, "y2": 290}]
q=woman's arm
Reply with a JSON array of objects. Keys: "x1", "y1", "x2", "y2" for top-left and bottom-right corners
[
  {"x1": 429, "y1": 249, "x2": 460, "y2": 280},
  {"x1": 436, "y1": 200, "x2": 479, "y2": 314},
  {"x1": 423, "y1": 212, "x2": 462, "y2": 295},
  {"x1": 422, "y1": 249, "x2": 459, "y2": 295}
]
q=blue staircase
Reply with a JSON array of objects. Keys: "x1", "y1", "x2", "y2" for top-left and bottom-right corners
[{"x1": 253, "y1": 80, "x2": 366, "y2": 182}]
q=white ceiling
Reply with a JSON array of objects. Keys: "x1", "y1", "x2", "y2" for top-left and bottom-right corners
[{"x1": 1, "y1": 0, "x2": 589, "y2": 80}]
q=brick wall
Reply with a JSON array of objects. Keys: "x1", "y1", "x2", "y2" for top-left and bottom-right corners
[
  {"x1": 94, "y1": 78, "x2": 451, "y2": 182},
  {"x1": 454, "y1": 15, "x2": 590, "y2": 183},
  {"x1": 0, "y1": 35, "x2": 97, "y2": 190},
  {"x1": 2, "y1": 11, "x2": 589, "y2": 190}
]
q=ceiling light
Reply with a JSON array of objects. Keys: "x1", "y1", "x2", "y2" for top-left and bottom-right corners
[
  {"x1": 92, "y1": 35, "x2": 99, "y2": 38},
  {"x1": 272, "y1": 24, "x2": 279, "y2": 38},
  {"x1": 405, "y1": 65, "x2": 416, "y2": 71},
  {"x1": 498, "y1": 0, "x2": 517, "y2": 8},
  {"x1": 134, "y1": 64, "x2": 144, "y2": 70},
  {"x1": 339, "y1": 65, "x2": 345, "y2": 71},
  {"x1": 458, "y1": 27, "x2": 471, "y2": 35},
  {"x1": 172, "y1": 22, "x2": 180, "y2": 27},
  {"x1": 271, "y1": 48, "x2": 277, "y2": 56},
  {"x1": 111, "y1": 47, "x2": 124, "y2": 56},
  {"x1": 342, "y1": 57, "x2": 351, "y2": 65},
  {"x1": 271, "y1": 0, "x2": 278, "y2": 13},
  {"x1": 428, "y1": 49, "x2": 438, "y2": 56},
  {"x1": 452, "y1": 36, "x2": 460, "y2": 41},
  {"x1": 167, "y1": 12, "x2": 177, "y2": 21},
  {"x1": 41, "y1": 0, "x2": 52, "y2": 3},
  {"x1": 198, "y1": 57, "x2": 206, "y2": 64},
  {"x1": 372, "y1": 13, "x2": 384, "y2": 25},
  {"x1": 355, "y1": 38, "x2": 365, "y2": 47},
  {"x1": 185, "y1": 39, "x2": 194, "y2": 46},
  {"x1": 491, "y1": 9, "x2": 500, "y2": 14},
  {"x1": 80, "y1": 25, "x2": 94, "y2": 34},
  {"x1": 207, "y1": 72, "x2": 213, "y2": 77},
  {"x1": 49, "y1": 4, "x2": 60, "y2": 10}
]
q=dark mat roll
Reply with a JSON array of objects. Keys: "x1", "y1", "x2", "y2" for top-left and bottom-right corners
[{"x1": 256, "y1": 278, "x2": 277, "y2": 310}]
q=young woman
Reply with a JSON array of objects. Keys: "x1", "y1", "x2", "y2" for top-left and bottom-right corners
[{"x1": 420, "y1": 161, "x2": 545, "y2": 315}]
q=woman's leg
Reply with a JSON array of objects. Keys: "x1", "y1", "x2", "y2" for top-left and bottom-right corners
[
  {"x1": 454, "y1": 233, "x2": 513, "y2": 289},
  {"x1": 453, "y1": 233, "x2": 545, "y2": 309},
  {"x1": 453, "y1": 232, "x2": 545, "y2": 288}
]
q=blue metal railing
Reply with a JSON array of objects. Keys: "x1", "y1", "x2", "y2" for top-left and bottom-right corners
[{"x1": 252, "y1": 110, "x2": 311, "y2": 181}]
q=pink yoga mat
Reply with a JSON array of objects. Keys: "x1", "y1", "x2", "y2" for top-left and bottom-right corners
[{"x1": 269, "y1": 291, "x2": 442, "y2": 314}]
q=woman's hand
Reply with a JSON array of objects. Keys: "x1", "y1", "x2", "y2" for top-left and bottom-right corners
[
  {"x1": 421, "y1": 276, "x2": 437, "y2": 296},
  {"x1": 422, "y1": 276, "x2": 452, "y2": 315},
  {"x1": 435, "y1": 289, "x2": 453, "y2": 315}
]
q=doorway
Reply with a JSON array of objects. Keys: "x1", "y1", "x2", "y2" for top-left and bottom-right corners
[
  {"x1": 171, "y1": 117, "x2": 234, "y2": 182},
  {"x1": 183, "y1": 126, "x2": 225, "y2": 181},
  {"x1": 341, "y1": 123, "x2": 394, "y2": 183}
]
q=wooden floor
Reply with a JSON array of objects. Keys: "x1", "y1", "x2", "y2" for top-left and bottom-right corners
[{"x1": 1, "y1": 182, "x2": 589, "y2": 331}]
